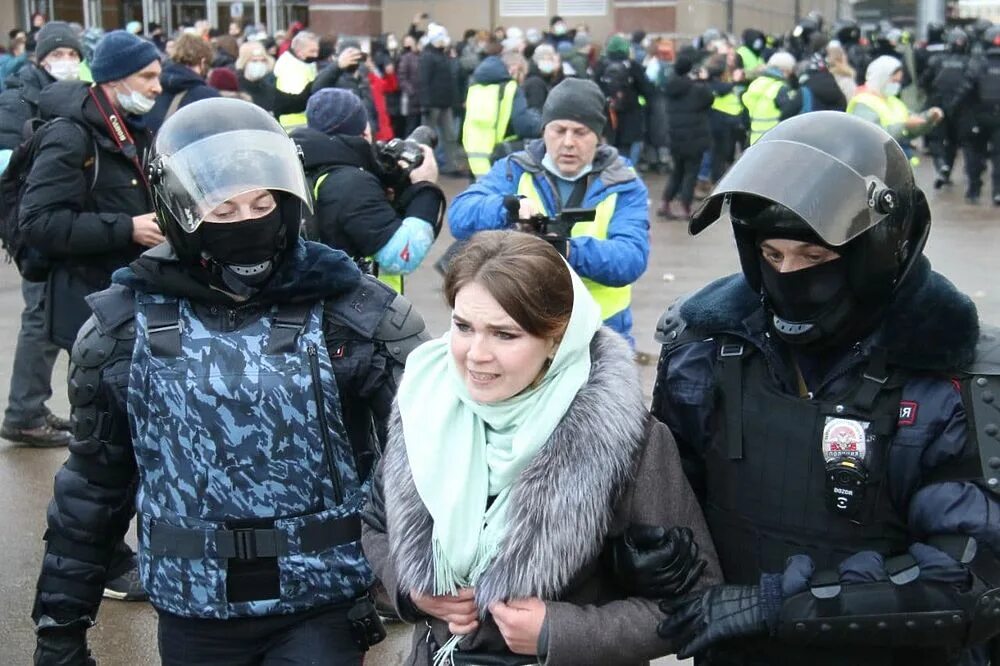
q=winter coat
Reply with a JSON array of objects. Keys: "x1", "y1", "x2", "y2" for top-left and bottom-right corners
[
  {"x1": 19, "y1": 81, "x2": 151, "y2": 349},
  {"x1": 363, "y1": 327, "x2": 723, "y2": 666},
  {"x1": 418, "y1": 46, "x2": 456, "y2": 109},
  {"x1": 0, "y1": 62, "x2": 53, "y2": 150},
  {"x1": 652, "y1": 256, "x2": 999, "y2": 664},
  {"x1": 368, "y1": 69, "x2": 398, "y2": 141},
  {"x1": 448, "y1": 140, "x2": 649, "y2": 337},
  {"x1": 292, "y1": 127, "x2": 442, "y2": 272},
  {"x1": 238, "y1": 71, "x2": 277, "y2": 113},
  {"x1": 593, "y1": 56, "x2": 656, "y2": 147},
  {"x1": 663, "y1": 73, "x2": 714, "y2": 156},
  {"x1": 397, "y1": 50, "x2": 421, "y2": 115},
  {"x1": 800, "y1": 68, "x2": 847, "y2": 111},
  {"x1": 470, "y1": 56, "x2": 542, "y2": 140},
  {"x1": 32, "y1": 240, "x2": 416, "y2": 627},
  {"x1": 145, "y1": 61, "x2": 220, "y2": 134}
]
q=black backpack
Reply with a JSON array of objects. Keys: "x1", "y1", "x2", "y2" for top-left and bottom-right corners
[
  {"x1": 600, "y1": 60, "x2": 638, "y2": 112},
  {"x1": 0, "y1": 117, "x2": 95, "y2": 281}
]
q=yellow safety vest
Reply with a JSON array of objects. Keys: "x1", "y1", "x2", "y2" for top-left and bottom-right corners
[
  {"x1": 712, "y1": 90, "x2": 743, "y2": 116},
  {"x1": 846, "y1": 91, "x2": 920, "y2": 166},
  {"x1": 737, "y1": 46, "x2": 763, "y2": 78},
  {"x1": 462, "y1": 81, "x2": 518, "y2": 177},
  {"x1": 274, "y1": 53, "x2": 316, "y2": 131},
  {"x1": 516, "y1": 172, "x2": 630, "y2": 320},
  {"x1": 742, "y1": 76, "x2": 785, "y2": 145},
  {"x1": 313, "y1": 173, "x2": 403, "y2": 294}
]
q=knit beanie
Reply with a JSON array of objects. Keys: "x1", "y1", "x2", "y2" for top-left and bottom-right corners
[
  {"x1": 674, "y1": 53, "x2": 694, "y2": 77},
  {"x1": 207, "y1": 67, "x2": 239, "y2": 92},
  {"x1": 35, "y1": 21, "x2": 83, "y2": 62},
  {"x1": 606, "y1": 34, "x2": 630, "y2": 57},
  {"x1": 90, "y1": 30, "x2": 161, "y2": 83},
  {"x1": 541, "y1": 78, "x2": 607, "y2": 136},
  {"x1": 306, "y1": 88, "x2": 369, "y2": 136}
]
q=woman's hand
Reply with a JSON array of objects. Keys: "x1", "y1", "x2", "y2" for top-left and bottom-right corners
[
  {"x1": 489, "y1": 598, "x2": 546, "y2": 655},
  {"x1": 410, "y1": 587, "x2": 479, "y2": 634}
]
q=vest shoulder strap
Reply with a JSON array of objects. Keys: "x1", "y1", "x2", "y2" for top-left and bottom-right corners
[
  {"x1": 266, "y1": 302, "x2": 312, "y2": 355},
  {"x1": 145, "y1": 300, "x2": 181, "y2": 358}
]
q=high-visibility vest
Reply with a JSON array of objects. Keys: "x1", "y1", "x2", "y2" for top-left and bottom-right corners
[
  {"x1": 846, "y1": 91, "x2": 920, "y2": 165},
  {"x1": 516, "y1": 172, "x2": 629, "y2": 320},
  {"x1": 742, "y1": 76, "x2": 785, "y2": 144},
  {"x1": 462, "y1": 81, "x2": 518, "y2": 177},
  {"x1": 737, "y1": 46, "x2": 763, "y2": 77},
  {"x1": 274, "y1": 53, "x2": 316, "y2": 131},
  {"x1": 313, "y1": 173, "x2": 403, "y2": 293},
  {"x1": 712, "y1": 90, "x2": 743, "y2": 116}
]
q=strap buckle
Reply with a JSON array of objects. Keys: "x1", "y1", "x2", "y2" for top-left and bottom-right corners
[
  {"x1": 719, "y1": 343, "x2": 745, "y2": 358},
  {"x1": 232, "y1": 528, "x2": 257, "y2": 560},
  {"x1": 862, "y1": 371, "x2": 889, "y2": 385}
]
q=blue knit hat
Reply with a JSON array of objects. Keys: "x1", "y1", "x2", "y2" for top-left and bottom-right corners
[
  {"x1": 306, "y1": 88, "x2": 369, "y2": 136},
  {"x1": 90, "y1": 30, "x2": 161, "y2": 83}
]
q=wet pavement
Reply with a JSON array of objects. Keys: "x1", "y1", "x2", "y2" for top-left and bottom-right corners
[{"x1": 0, "y1": 160, "x2": 996, "y2": 665}]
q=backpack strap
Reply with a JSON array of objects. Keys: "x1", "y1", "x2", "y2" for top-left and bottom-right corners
[{"x1": 165, "y1": 90, "x2": 188, "y2": 121}]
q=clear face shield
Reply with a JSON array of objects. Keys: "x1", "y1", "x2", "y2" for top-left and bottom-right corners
[
  {"x1": 690, "y1": 139, "x2": 901, "y2": 247},
  {"x1": 152, "y1": 129, "x2": 313, "y2": 233}
]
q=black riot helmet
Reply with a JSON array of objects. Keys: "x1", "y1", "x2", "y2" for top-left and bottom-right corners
[
  {"x1": 926, "y1": 21, "x2": 945, "y2": 44},
  {"x1": 946, "y1": 27, "x2": 970, "y2": 53},
  {"x1": 689, "y1": 112, "x2": 931, "y2": 348},
  {"x1": 834, "y1": 19, "x2": 861, "y2": 45},
  {"x1": 147, "y1": 98, "x2": 313, "y2": 268}
]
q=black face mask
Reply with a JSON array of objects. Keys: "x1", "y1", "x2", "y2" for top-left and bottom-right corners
[
  {"x1": 303, "y1": 55, "x2": 319, "y2": 64},
  {"x1": 759, "y1": 256, "x2": 848, "y2": 324},
  {"x1": 199, "y1": 208, "x2": 286, "y2": 292}
]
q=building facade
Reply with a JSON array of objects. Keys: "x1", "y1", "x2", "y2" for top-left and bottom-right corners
[{"x1": 13, "y1": 0, "x2": 844, "y2": 43}]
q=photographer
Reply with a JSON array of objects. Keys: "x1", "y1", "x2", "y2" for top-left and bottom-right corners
[{"x1": 292, "y1": 88, "x2": 444, "y2": 293}]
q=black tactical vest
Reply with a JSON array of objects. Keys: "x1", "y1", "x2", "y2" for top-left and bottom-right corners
[{"x1": 699, "y1": 340, "x2": 950, "y2": 665}]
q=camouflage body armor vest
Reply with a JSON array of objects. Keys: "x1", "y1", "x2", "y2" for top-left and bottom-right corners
[{"x1": 127, "y1": 292, "x2": 372, "y2": 619}]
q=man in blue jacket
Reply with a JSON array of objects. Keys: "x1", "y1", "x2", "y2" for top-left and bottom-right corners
[
  {"x1": 645, "y1": 112, "x2": 1000, "y2": 665},
  {"x1": 449, "y1": 77, "x2": 649, "y2": 344}
]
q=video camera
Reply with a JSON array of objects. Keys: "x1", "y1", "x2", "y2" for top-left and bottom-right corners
[
  {"x1": 504, "y1": 196, "x2": 596, "y2": 258},
  {"x1": 375, "y1": 125, "x2": 438, "y2": 192}
]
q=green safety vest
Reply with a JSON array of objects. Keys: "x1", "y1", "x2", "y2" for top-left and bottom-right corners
[
  {"x1": 275, "y1": 55, "x2": 316, "y2": 131},
  {"x1": 737, "y1": 46, "x2": 763, "y2": 78},
  {"x1": 462, "y1": 81, "x2": 518, "y2": 177},
  {"x1": 516, "y1": 172, "x2": 629, "y2": 320},
  {"x1": 313, "y1": 173, "x2": 403, "y2": 294},
  {"x1": 742, "y1": 76, "x2": 785, "y2": 145},
  {"x1": 712, "y1": 90, "x2": 743, "y2": 116}
]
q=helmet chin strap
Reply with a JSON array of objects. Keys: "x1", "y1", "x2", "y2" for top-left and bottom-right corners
[{"x1": 206, "y1": 257, "x2": 275, "y2": 299}]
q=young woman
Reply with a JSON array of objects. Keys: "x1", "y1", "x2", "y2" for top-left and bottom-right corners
[{"x1": 363, "y1": 230, "x2": 721, "y2": 665}]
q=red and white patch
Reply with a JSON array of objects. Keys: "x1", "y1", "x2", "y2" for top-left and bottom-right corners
[
  {"x1": 898, "y1": 401, "x2": 919, "y2": 426},
  {"x1": 822, "y1": 417, "x2": 869, "y2": 462}
]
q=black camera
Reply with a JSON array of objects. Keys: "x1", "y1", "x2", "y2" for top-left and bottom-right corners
[
  {"x1": 503, "y1": 196, "x2": 596, "y2": 259},
  {"x1": 375, "y1": 125, "x2": 438, "y2": 191}
]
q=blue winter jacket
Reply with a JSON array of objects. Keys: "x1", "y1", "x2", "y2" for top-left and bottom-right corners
[
  {"x1": 448, "y1": 139, "x2": 650, "y2": 339},
  {"x1": 652, "y1": 257, "x2": 1000, "y2": 663}
]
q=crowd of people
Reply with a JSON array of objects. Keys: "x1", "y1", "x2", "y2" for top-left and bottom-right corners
[{"x1": 0, "y1": 8, "x2": 998, "y2": 666}]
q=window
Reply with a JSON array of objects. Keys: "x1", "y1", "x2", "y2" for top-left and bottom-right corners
[
  {"x1": 499, "y1": 0, "x2": 548, "y2": 17},
  {"x1": 556, "y1": 0, "x2": 608, "y2": 15}
]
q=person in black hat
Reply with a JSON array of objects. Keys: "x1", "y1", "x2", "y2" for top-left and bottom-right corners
[
  {"x1": 637, "y1": 110, "x2": 1000, "y2": 665},
  {"x1": 291, "y1": 87, "x2": 445, "y2": 295},
  {"x1": 449, "y1": 77, "x2": 650, "y2": 350}
]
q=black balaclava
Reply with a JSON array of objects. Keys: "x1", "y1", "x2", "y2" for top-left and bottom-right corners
[{"x1": 198, "y1": 203, "x2": 287, "y2": 298}]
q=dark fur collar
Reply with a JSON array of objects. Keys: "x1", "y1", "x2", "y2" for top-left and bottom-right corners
[
  {"x1": 678, "y1": 256, "x2": 980, "y2": 371},
  {"x1": 382, "y1": 328, "x2": 647, "y2": 610}
]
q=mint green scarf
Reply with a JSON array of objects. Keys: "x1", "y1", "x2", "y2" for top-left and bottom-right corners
[{"x1": 396, "y1": 268, "x2": 602, "y2": 601}]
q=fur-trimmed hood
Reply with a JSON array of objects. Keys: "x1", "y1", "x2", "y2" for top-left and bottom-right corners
[
  {"x1": 382, "y1": 327, "x2": 646, "y2": 610},
  {"x1": 678, "y1": 255, "x2": 980, "y2": 371}
]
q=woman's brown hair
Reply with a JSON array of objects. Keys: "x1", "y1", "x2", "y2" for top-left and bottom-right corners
[
  {"x1": 444, "y1": 231, "x2": 573, "y2": 340},
  {"x1": 172, "y1": 32, "x2": 213, "y2": 68}
]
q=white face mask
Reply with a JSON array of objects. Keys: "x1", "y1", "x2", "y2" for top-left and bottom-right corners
[
  {"x1": 45, "y1": 60, "x2": 81, "y2": 81},
  {"x1": 537, "y1": 60, "x2": 557, "y2": 75},
  {"x1": 244, "y1": 61, "x2": 269, "y2": 82},
  {"x1": 883, "y1": 81, "x2": 901, "y2": 97},
  {"x1": 386, "y1": 37, "x2": 399, "y2": 51},
  {"x1": 116, "y1": 83, "x2": 156, "y2": 115}
]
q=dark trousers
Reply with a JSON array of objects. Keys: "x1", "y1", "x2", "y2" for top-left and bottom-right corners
[
  {"x1": 963, "y1": 118, "x2": 1000, "y2": 198},
  {"x1": 709, "y1": 113, "x2": 740, "y2": 183},
  {"x1": 664, "y1": 152, "x2": 703, "y2": 206},
  {"x1": 3, "y1": 279, "x2": 60, "y2": 429},
  {"x1": 928, "y1": 116, "x2": 961, "y2": 175},
  {"x1": 157, "y1": 604, "x2": 362, "y2": 666}
]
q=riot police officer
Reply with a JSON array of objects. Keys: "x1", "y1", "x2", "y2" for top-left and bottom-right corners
[
  {"x1": 922, "y1": 28, "x2": 971, "y2": 189},
  {"x1": 31, "y1": 98, "x2": 427, "y2": 665},
  {"x1": 645, "y1": 112, "x2": 1000, "y2": 665},
  {"x1": 955, "y1": 25, "x2": 1000, "y2": 205}
]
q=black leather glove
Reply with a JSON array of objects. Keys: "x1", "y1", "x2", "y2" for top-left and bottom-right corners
[
  {"x1": 34, "y1": 618, "x2": 95, "y2": 666},
  {"x1": 610, "y1": 525, "x2": 707, "y2": 598},
  {"x1": 657, "y1": 584, "x2": 770, "y2": 659}
]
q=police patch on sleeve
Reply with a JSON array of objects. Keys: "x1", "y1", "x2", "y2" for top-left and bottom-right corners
[{"x1": 822, "y1": 417, "x2": 870, "y2": 463}]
